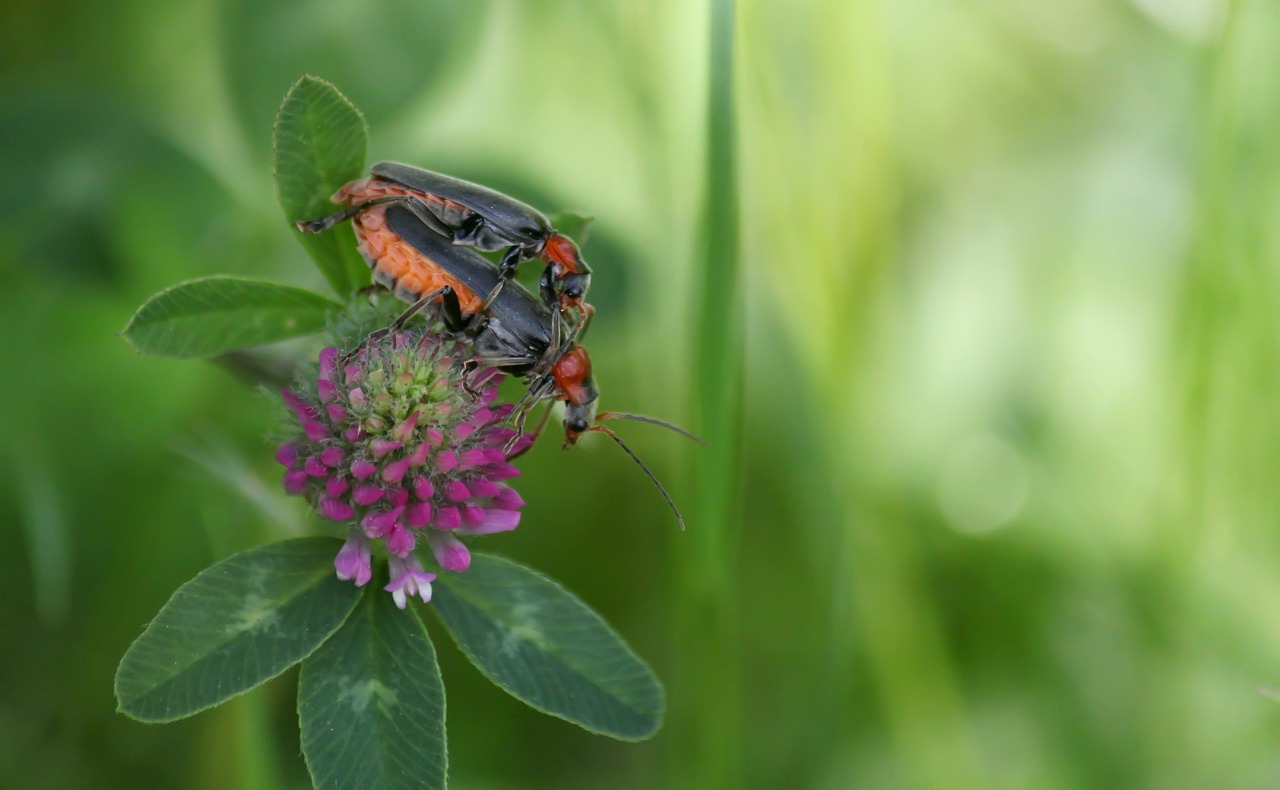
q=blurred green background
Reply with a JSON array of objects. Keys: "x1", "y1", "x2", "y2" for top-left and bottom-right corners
[{"x1": 3, "y1": 0, "x2": 1280, "y2": 787}]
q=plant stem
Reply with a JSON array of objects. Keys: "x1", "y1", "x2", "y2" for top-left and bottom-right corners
[{"x1": 671, "y1": 0, "x2": 743, "y2": 786}]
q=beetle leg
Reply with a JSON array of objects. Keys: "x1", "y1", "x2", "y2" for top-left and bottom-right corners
[
  {"x1": 505, "y1": 400, "x2": 554, "y2": 459},
  {"x1": 574, "y1": 302, "x2": 596, "y2": 340},
  {"x1": 426, "y1": 286, "x2": 467, "y2": 333},
  {"x1": 395, "y1": 197, "x2": 455, "y2": 239},
  {"x1": 341, "y1": 285, "x2": 458, "y2": 365},
  {"x1": 508, "y1": 370, "x2": 556, "y2": 426},
  {"x1": 477, "y1": 280, "x2": 506, "y2": 314},
  {"x1": 538, "y1": 264, "x2": 557, "y2": 307},
  {"x1": 460, "y1": 356, "x2": 527, "y2": 399},
  {"x1": 452, "y1": 213, "x2": 486, "y2": 245},
  {"x1": 498, "y1": 245, "x2": 526, "y2": 278},
  {"x1": 505, "y1": 382, "x2": 557, "y2": 454},
  {"x1": 297, "y1": 195, "x2": 454, "y2": 238},
  {"x1": 477, "y1": 246, "x2": 536, "y2": 313},
  {"x1": 461, "y1": 359, "x2": 486, "y2": 398},
  {"x1": 296, "y1": 203, "x2": 368, "y2": 233}
]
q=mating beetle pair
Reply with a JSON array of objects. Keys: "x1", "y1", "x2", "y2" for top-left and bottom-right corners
[
  {"x1": 299, "y1": 163, "x2": 697, "y2": 528},
  {"x1": 300, "y1": 162, "x2": 593, "y2": 326}
]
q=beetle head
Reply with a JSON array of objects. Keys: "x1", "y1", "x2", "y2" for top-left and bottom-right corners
[{"x1": 551, "y1": 344, "x2": 599, "y2": 446}]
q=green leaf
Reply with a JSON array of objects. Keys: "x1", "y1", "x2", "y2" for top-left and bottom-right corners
[
  {"x1": 432, "y1": 553, "x2": 664, "y2": 740},
  {"x1": 273, "y1": 74, "x2": 370, "y2": 297},
  {"x1": 299, "y1": 586, "x2": 447, "y2": 790},
  {"x1": 548, "y1": 212, "x2": 594, "y2": 246},
  {"x1": 115, "y1": 538, "x2": 361, "y2": 723},
  {"x1": 120, "y1": 275, "x2": 342, "y2": 358}
]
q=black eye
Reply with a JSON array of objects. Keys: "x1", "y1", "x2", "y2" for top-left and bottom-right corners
[{"x1": 567, "y1": 417, "x2": 589, "y2": 433}]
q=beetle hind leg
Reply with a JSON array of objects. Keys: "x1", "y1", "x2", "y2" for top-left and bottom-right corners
[{"x1": 296, "y1": 204, "x2": 365, "y2": 233}]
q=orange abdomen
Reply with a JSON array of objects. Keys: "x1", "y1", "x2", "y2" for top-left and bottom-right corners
[{"x1": 337, "y1": 185, "x2": 484, "y2": 314}]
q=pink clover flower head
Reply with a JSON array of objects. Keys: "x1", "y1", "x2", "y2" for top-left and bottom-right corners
[{"x1": 275, "y1": 325, "x2": 528, "y2": 606}]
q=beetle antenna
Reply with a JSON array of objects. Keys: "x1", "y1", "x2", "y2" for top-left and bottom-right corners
[
  {"x1": 590, "y1": 425, "x2": 686, "y2": 531},
  {"x1": 597, "y1": 412, "x2": 705, "y2": 445}
]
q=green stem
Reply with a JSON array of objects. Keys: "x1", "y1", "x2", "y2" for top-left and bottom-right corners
[{"x1": 671, "y1": 0, "x2": 743, "y2": 786}]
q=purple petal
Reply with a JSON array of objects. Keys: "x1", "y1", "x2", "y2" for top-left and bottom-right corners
[
  {"x1": 351, "y1": 459, "x2": 378, "y2": 479},
  {"x1": 469, "y1": 477, "x2": 500, "y2": 499},
  {"x1": 412, "y1": 477, "x2": 435, "y2": 501},
  {"x1": 458, "y1": 448, "x2": 488, "y2": 469},
  {"x1": 471, "y1": 407, "x2": 494, "y2": 425},
  {"x1": 452, "y1": 423, "x2": 476, "y2": 442},
  {"x1": 486, "y1": 427, "x2": 518, "y2": 447},
  {"x1": 428, "y1": 532, "x2": 471, "y2": 573},
  {"x1": 461, "y1": 504, "x2": 485, "y2": 527},
  {"x1": 304, "y1": 421, "x2": 329, "y2": 442},
  {"x1": 463, "y1": 508, "x2": 522, "y2": 535},
  {"x1": 382, "y1": 457, "x2": 412, "y2": 484},
  {"x1": 334, "y1": 533, "x2": 372, "y2": 586},
  {"x1": 320, "y1": 447, "x2": 345, "y2": 468},
  {"x1": 391, "y1": 411, "x2": 420, "y2": 443},
  {"x1": 326, "y1": 476, "x2": 350, "y2": 498},
  {"x1": 483, "y1": 448, "x2": 509, "y2": 464},
  {"x1": 326, "y1": 403, "x2": 348, "y2": 424},
  {"x1": 433, "y1": 506, "x2": 461, "y2": 530},
  {"x1": 345, "y1": 426, "x2": 364, "y2": 442},
  {"x1": 360, "y1": 506, "x2": 403, "y2": 538},
  {"x1": 275, "y1": 442, "x2": 298, "y2": 467},
  {"x1": 348, "y1": 388, "x2": 368, "y2": 408},
  {"x1": 283, "y1": 469, "x2": 309, "y2": 494},
  {"x1": 444, "y1": 480, "x2": 470, "y2": 502},
  {"x1": 433, "y1": 451, "x2": 458, "y2": 474},
  {"x1": 488, "y1": 462, "x2": 521, "y2": 480},
  {"x1": 405, "y1": 501, "x2": 433, "y2": 528},
  {"x1": 426, "y1": 428, "x2": 444, "y2": 447},
  {"x1": 319, "y1": 347, "x2": 339, "y2": 381},
  {"x1": 386, "y1": 524, "x2": 415, "y2": 557},
  {"x1": 318, "y1": 497, "x2": 356, "y2": 522},
  {"x1": 493, "y1": 486, "x2": 526, "y2": 510},
  {"x1": 408, "y1": 442, "x2": 429, "y2": 467},
  {"x1": 352, "y1": 485, "x2": 385, "y2": 505},
  {"x1": 317, "y1": 379, "x2": 338, "y2": 404},
  {"x1": 344, "y1": 364, "x2": 362, "y2": 385},
  {"x1": 281, "y1": 389, "x2": 312, "y2": 419},
  {"x1": 384, "y1": 555, "x2": 435, "y2": 609},
  {"x1": 386, "y1": 487, "x2": 410, "y2": 508},
  {"x1": 371, "y1": 439, "x2": 402, "y2": 459},
  {"x1": 305, "y1": 457, "x2": 328, "y2": 477}
]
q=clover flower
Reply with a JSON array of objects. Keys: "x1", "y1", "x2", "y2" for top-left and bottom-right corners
[{"x1": 276, "y1": 330, "x2": 529, "y2": 607}]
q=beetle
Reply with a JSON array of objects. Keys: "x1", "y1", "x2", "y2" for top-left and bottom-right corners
[
  {"x1": 297, "y1": 162, "x2": 593, "y2": 323},
  {"x1": 351, "y1": 201, "x2": 697, "y2": 528}
]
